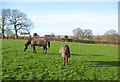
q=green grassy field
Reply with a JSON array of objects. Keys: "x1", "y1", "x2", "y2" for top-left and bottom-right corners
[{"x1": 2, "y1": 39, "x2": 119, "y2": 80}]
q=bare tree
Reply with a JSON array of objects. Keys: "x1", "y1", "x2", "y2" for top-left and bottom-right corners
[
  {"x1": 73, "y1": 28, "x2": 93, "y2": 40},
  {"x1": 73, "y1": 28, "x2": 83, "y2": 39},
  {"x1": 83, "y1": 29, "x2": 93, "y2": 39},
  {"x1": 104, "y1": 30, "x2": 117, "y2": 35},
  {"x1": 5, "y1": 27, "x2": 13, "y2": 38},
  {"x1": 8, "y1": 9, "x2": 33, "y2": 39},
  {"x1": 104, "y1": 30, "x2": 118, "y2": 42},
  {"x1": 0, "y1": 9, "x2": 10, "y2": 39}
]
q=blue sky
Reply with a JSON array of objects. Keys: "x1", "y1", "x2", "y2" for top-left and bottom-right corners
[{"x1": 1, "y1": 0, "x2": 118, "y2": 36}]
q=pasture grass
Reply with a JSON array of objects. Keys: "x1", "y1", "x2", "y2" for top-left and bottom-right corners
[{"x1": 2, "y1": 39, "x2": 119, "y2": 80}]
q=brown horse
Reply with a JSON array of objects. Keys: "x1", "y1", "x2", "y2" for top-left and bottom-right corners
[
  {"x1": 24, "y1": 38, "x2": 50, "y2": 54},
  {"x1": 59, "y1": 44, "x2": 70, "y2": 66}
]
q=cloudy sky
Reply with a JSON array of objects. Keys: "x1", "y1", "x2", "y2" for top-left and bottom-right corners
[{"x1": 1, "y1": 0, "x2": 119, "y2": 36}]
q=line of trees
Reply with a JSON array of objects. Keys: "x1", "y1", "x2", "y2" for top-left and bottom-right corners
[
  {"x1": 96, "y1": 30, "x2": 119, "y2": 42},
  {"x1": 73, "y1": 28, "x2": 119, "y2": 42},
  {"x1": 73, "y1": 28, "x2": 93, "y2": 40},
  {"x1": 0, "y1": 9, "x2": 33, "y2": 39}
]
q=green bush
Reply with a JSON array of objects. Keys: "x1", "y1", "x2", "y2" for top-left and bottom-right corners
[
  {"x1": 64, "y1": 35, "x2": 68, "y2": 39},
  {"x1": 76, "y1": 39, "x2": 95, "y2": 44},
  {"x1": 33, "y1": 33, "x2": 38, "y2": 37}
]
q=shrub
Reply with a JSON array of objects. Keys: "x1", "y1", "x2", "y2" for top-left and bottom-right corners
[
  {"x1": 33, "y1": 33, "x2": 38, "y2": 37},
  {"x1": 76, "y1": 39, "x2": 95, "y2": 44},
  {"x1": 64, "y1": 35, "x2": 68, "y2": 39}
]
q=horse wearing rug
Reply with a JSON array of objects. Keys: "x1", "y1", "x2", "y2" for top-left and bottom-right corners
[
  {"x1": 59, "y1": 44, "x2": 70, "y2": 66},
  {"x1": 24, "y1": 38, "x2": 50, "y2": 54}
]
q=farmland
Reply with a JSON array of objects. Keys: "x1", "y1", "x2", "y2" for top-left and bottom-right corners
[{"x1": 2, "y1": 39, "x2": 119, "y2": 80}]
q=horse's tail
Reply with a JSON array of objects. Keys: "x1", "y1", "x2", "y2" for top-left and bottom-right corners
[{"x1": 48, "y1": 41, "x2": 50, "y2": 48}]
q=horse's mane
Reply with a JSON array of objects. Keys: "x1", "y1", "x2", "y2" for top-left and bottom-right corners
[{"x1": 25, "y1": 38, "x2": 32, "y2": 46}]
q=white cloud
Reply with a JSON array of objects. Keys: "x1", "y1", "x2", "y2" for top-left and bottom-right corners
[
  {"x1": 29, "y1": 11, "x2": 117, "y2": 36},
  {"x1": 30, "y1": 12, "x2": 117, "y2": 24}
]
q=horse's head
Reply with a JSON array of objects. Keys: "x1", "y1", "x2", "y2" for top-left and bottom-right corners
[
  {"x1": 24, "y1": 44, "x2": 27, "y2": 52},
  {"x1": 24, "y1": 39, "x2": 32, "y2": 52}
]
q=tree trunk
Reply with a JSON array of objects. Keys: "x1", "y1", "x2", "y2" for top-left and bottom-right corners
[
  {"x1": 15, "y1": 29, "x2": 18, "y2": 39},
  {"x1": 14, "y1": 24, "x2": 18, "y2": 39},
  {"x1": 2, "y1": 20, "x2": 5, "y2": 39},
  {"x1": 2, "y1": 31, "x2": 4, "y2": 39}
]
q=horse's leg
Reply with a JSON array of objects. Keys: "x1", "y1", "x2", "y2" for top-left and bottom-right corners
[
  {"x1": 67, "y1": 57, "x2": 68, "y2": 65},
  {"x1": 33, "y1": 47, "x2": 35, "y2": 53},
  {"x1": 45, "y1": 46, "x2": 47, "y2": 54},
  {"x1": 42, "y1": 46, "x2": 45, "y2": 54},
  {"x1": 63, "y1": 58, "x2": 65, "y2": 66},
  {"x1": 34, "y1": 47, "x2": 36, "y2": 53},
  {"x1": 65, "y1": 55, "x2": 68, "y2": 65},
  {"x1": 33, "y1": 46, "x2": 36, "y2": 53}
]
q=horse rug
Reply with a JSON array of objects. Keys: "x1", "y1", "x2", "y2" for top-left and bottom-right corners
[
  {"x1": 59, "y1": 44, "x2": 70, "y2": 58},
  {"x1": 31, "y1": 38, "x2": 47, "y2": 47}
]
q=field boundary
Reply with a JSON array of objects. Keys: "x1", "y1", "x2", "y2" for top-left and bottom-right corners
[{"x1": 3, "y1": 36, "x2": 119, "y2": 45}]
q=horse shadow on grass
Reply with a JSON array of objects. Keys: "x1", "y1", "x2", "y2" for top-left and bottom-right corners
[
  {"x1": 2, "y1": 47, "x2": 10, "y2": 50},
  {"x1": 71, "y1": 53, "x2": 104, "y2": 56},
  {"x1": 47, "y1": 53, "x2": 104, "y2": 56},
  {"x1": 47, "y1": 52, "x2": 61, "y2": 55},
  {"x1": 81, "y1": 61, "x2": 119, "y2": 67},
  {"x1": 71, "y1": 54, "x2": 119, "y2": 67}
]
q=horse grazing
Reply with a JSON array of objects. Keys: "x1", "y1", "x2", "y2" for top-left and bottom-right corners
[
  {"x1": 59, "y1": 44, "x2": 70, "y2": 66},
  {"x1": 24, "y1": 38, "x2": 50, "y2": 54}
]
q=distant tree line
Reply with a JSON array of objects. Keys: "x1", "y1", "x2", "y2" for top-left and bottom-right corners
[
  {"x1": 0, "y1": 9, "x2": 33, "y2": 39},
  {"x1": 73, "y1": 28, "x2": 93, "y2": 40},
  {"x1": 94, "y1": 30, "x2": 119, "y2": 42},
  {"x1": 73, "y1": 28, "x2": 119, "y2": 42}
]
